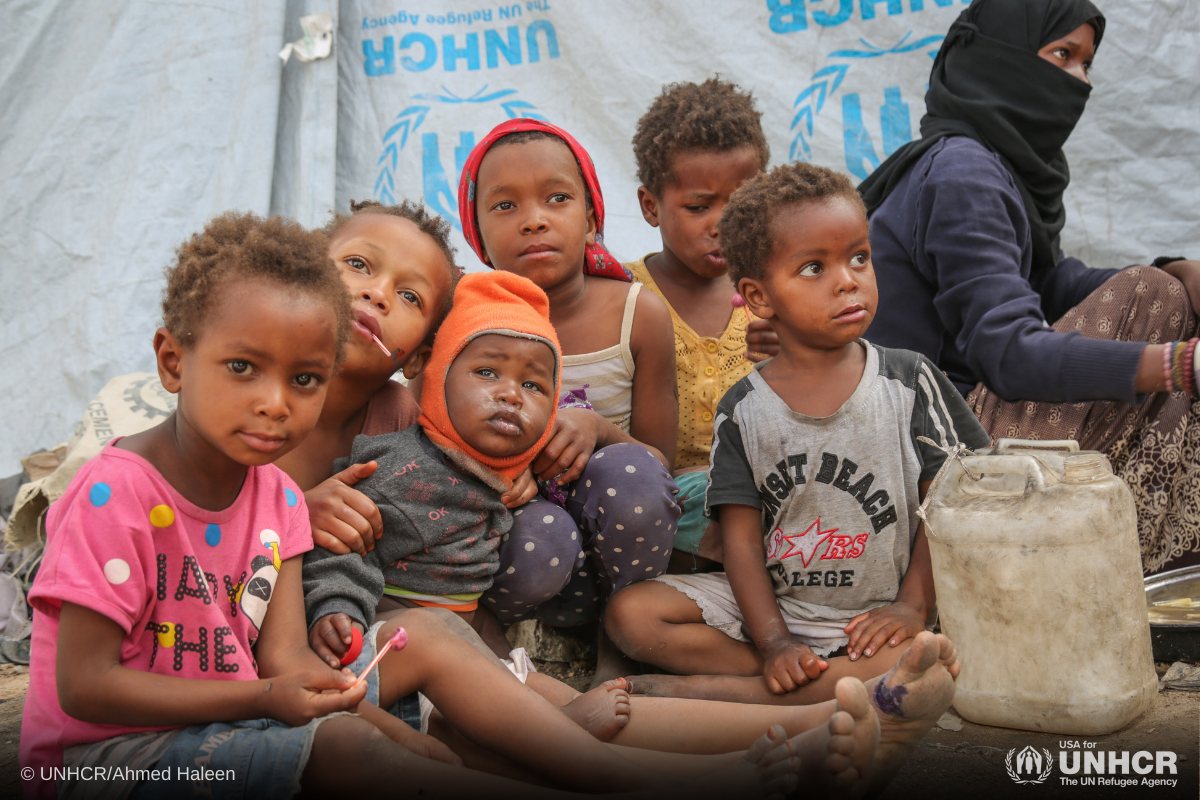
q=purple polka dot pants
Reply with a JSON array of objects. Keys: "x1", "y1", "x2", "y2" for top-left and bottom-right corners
[{"x1": 483, "y1": 443, "x2": 680, "y2": 627}]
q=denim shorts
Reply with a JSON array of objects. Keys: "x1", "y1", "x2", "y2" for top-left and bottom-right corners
[
  {"x1": 122, "y1": 716, "x2": 340, "y2": 800},
  {"x1": 352, "y1": 620, "x2": 427, "y2": 733}
]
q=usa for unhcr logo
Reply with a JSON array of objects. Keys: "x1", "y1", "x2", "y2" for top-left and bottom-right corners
[
  {"x1": 1006, "y1": 746, "x2": 1053, "y2": 785},
  {"x1": 1001, "y1": 742, "x2": 1182, "y2": 788}
]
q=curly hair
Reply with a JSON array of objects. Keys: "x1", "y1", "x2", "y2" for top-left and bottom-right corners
[
  {"x1": 718, "y1": 162, "x2": 866, "y2": 285},
  {"x1": 324, "y1": 199, "x2": 462, "y2": 345},
  {"x1": 162, "y1": 211, "x2": 352, "y2": 359},
  {"x1": 632, "y1": 77, "x2": 770, "y2": 197}
]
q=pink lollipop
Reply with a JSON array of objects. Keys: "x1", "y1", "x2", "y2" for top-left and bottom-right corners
[
  {"x1": 731, "y1": 292, "x2": 746, "y2": 308},
  {"x1": 370, "y1": 333, "x2": 393, "y2": 358},
  {"x1": 352, "y1": 627, "x2": 408, "y2": 688}
]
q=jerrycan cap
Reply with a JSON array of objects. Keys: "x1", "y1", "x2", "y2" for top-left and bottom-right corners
[{"x1": 1062, "y1": 452, "x2": 1112, "y2": 482}]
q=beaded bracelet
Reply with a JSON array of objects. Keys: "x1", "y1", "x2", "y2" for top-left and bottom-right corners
[
  {"x1": 1173, "y1": 341, "x2": 1189, "y2": 396},
  {"x1": 1164, "y1": 341, "x2": 1177, "y2": 393},
  {"x1": 1184, "y1": 339, "x2": 1199, "y2": 397}
]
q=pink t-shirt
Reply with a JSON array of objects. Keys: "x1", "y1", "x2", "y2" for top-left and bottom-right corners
[{"x1": 20, "y1": 442, "x2": 312, "y2": 796}]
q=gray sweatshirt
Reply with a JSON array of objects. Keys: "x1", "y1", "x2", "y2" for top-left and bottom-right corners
[{"x1": 303, "y1": 427, "x2": 512, "y2": 628}]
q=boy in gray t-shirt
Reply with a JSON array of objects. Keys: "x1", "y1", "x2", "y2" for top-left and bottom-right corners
[{"x1": 606, "y1": 163, "x2": 988, "y2": 705}]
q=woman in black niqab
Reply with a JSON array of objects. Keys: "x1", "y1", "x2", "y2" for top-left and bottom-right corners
[
  {"x1": 860, "y1": 0, "x2": 1104, "y2": 280},
  {"x1": 858, "y1": 0, "x2": 1200, "y2": 575}
]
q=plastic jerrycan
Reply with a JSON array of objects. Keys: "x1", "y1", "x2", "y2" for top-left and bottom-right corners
[{"x1": 922, "y1": 439, "x2": 1157, "y2": 735}]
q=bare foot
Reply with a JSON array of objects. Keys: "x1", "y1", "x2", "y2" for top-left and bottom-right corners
[
  {"x1": 864, "y1": 631, "x2": 958, "y2": 795},
  {"x1": 560, "y1": 678, "x2": 631, "y2": 741},
  {"x1": 703, "y1": 682, "x2": 880, "y2": 800}
]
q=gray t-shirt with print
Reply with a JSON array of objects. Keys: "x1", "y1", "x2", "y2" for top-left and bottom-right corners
[{"x1": 705, "y1": 342, "x2": 990, "y2": 624}]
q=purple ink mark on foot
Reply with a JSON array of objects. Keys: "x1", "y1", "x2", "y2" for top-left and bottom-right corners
[{"x1": 874, "y1": 679, "x2": 908, "y2": 718}]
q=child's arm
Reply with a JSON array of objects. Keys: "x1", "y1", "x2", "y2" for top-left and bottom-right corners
[
  {"x1": 720, "y1": 503, "x2": 828, "y2": 694},
  {"x1": 843, "y1": 479, "x2": 936, "y2": 660},
  {"x1": 56, "y1": 599, "x2": 363, "y2": 729},
  {"x1": 627, "y1": 289, "x2": 679, "y2": 467}
]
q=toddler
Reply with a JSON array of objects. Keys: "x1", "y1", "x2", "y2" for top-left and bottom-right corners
[
  {"x1": 607, "y1": 163, "x2": 990, "y2": 705},
  {"x1": 627, "y1": 77, "x2": 780, "y2": 572},
  {"x1": 457, "y1": 120, "x2": 682, "y2": 645}
]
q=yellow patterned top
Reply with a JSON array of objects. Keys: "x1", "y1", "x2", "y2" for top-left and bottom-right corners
[{"x1": 627, "y1": 256, "x2": 757, "y2": 471}]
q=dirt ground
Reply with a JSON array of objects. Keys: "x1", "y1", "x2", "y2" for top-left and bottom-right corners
[
  {"x1": 0, "y1": 664, "x2": 28, "y2": 798},
  {"x1": 1, "y1": 661, "x2": 1196, "y2": 797}
]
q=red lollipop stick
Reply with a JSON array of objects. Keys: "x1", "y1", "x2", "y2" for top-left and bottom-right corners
[{"x1": 353, "y1": 627, "x2": 408, "y2": 688}]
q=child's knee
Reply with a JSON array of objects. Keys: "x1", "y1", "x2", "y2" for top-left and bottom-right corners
[
  {"x1": 604, "y1": 584, "x2": 659, "y2": 649},
  {"x1": 306, "y1": 715, "x2": 397, "y2": 786}
]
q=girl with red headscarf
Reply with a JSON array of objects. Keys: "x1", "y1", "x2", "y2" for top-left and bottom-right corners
[{"x1": 459, "y1": 119, "x2": 681, "y2": 680}]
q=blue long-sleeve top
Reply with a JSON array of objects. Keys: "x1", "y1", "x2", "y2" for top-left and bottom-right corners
[{"x1": 865, "y1": 136, "x2": 1145, "y2": 404}]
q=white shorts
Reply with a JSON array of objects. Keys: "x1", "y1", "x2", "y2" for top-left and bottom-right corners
[{"x1": 654, "y1": 572, "x2": 850, "y2": 657}]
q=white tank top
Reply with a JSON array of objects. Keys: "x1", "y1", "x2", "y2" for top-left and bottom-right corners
[{"x1": 560, "y1": 283, "x2": 641, "y2": 432}]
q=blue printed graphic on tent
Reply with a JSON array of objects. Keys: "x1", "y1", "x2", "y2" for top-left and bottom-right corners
[
  {"x1": 374, "y1": 86, "x2": 547, "y2": 230},
  {"x1": 788, "y1": 31, "x2": 944, "y2": 180}
]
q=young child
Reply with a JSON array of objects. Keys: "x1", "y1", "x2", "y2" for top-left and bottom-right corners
[
  {"x1": 276, "y1": 200, "x2": 462, "y2": 558},
  {"x1": 15, "y1": 211, "x2": 878, "y2": 799},
  {"x1": 627, "y1": 77, "x2": 779, "y2": 573},
  {"x1": 457, "y1": 120, "x2": 682, "y2": 644},
  {"x1": 606, "y1": 163, "x2": 991, "y2": 705}
]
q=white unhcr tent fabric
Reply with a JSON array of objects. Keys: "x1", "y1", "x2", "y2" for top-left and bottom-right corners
[{"x1": 1, "y1": 0, "x2": 1197, "y2": 477}]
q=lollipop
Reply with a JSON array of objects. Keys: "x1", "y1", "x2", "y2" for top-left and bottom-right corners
[
  {"x1": 353, "y1": 627, "x2": 409, "y2": 688},
  {"x1": 338, "y1": 627, "x2": 364, "y2": 667},
  {"x1": 369, "y1": 333, "x2": 396, "y2": 359}
]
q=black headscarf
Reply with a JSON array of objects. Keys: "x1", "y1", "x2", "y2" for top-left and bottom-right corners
[{"x1": 858, "y1": 0, "x2": 1105, "y2": 279}]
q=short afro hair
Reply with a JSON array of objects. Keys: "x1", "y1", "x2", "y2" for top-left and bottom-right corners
[
  {"x1": 162, "y1": 211, "x2": 352, "y2": 359},
  {"x1": 324, "y1": 199, "x2": 462, "y2": 345},
  {"x1": 718, "y1": 162, "x2": 866, "y2": 285},
  {"x1": 632, "y1": 77, "x2": 770, "y2": 197}
]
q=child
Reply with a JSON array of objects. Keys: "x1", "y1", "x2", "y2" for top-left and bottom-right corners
[
  {"x1": 276, "y1": 200, "x2": 463, "y2": 558},
  {"x1": 457, "y1": 120, "x2": 682, "y2": 641},
  {"x1": 627, "y1": 77, "x2": 780, "y2": 573},
  {"x1": 606, "y1": 163, "x2": 991, "y2": 705},
  {"x1": 15, "y1": 210, "x2": 878, "y2": 799}
]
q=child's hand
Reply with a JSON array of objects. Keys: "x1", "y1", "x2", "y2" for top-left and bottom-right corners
[
  {"x1": 745, "y1": 319, "x2": 780, "y2": 363},
  {"x1": 532, "y1": 407, "x2": 601, "y2": 485},
  {"x1": 844, "y1": 601, "x2": 925, "y2": 661},
  {"x1": 502, "y1": 466, "x2": 539, "y2": 509},
  {"x1": 761, "y1": 641, "x2": 827, "y2": 694},
  {"x1": 260, "y1": 668, "x2": 367, "y2": 726},
  {"x1": 307, "y1": 462, "x2": 384, "y2": 556},
  {"x1": 310, "y1": 613, "x2": 364, "y2": 669}
]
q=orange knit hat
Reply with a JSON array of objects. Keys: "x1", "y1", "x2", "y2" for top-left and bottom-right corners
[{"x1": 418, "y1": 271, "x2": 561, "y2": 490}]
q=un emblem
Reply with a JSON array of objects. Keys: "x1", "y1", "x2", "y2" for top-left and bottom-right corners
[{"x1": 1006, "y1": 746, "x2": 1054, "y2": 785}]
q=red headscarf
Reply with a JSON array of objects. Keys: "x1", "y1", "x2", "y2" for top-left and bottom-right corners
[{"x1": 457, "y1": 118, "x2": 631, "y2": 282}]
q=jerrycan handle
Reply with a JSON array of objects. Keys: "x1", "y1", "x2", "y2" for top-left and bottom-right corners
[
  {"x1": 994, "y1": 438, "x2": 1079, "y2": 454},
  {"x1": 957, "y1": 454, "x2": 1046, "y2": 497}
]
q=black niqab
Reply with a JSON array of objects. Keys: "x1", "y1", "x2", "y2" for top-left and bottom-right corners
[{"x1": 858, "y1": 0, "x2": 1105, "y2": 279}]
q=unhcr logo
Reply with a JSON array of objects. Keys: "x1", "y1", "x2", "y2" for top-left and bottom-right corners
[{"x1": 1006, "y1": 746, "x2": 1053, "y2": 785}]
